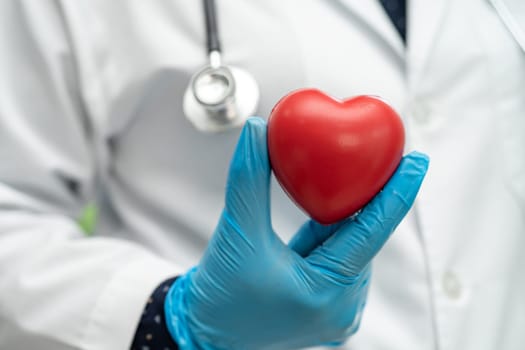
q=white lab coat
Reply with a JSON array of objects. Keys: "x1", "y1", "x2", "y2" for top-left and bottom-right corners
[{"x1": 0, "y1": 0, "x2": 524, "y2": 349}]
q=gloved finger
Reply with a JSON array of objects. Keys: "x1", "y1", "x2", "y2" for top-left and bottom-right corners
[
  {"x1": 223, "y1": 117, "x2": 272, "y2": 234},
  {"x1": 306, "y1": 152, "x2": 429, "y2": 281},
  {"x1": 288, "y1": 219, "x2": 347, "y2": 257}
]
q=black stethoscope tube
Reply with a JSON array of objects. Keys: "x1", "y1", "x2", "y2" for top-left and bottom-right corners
[{"x1": 203, "y1": 0, "x2": 221, "y2": 54}]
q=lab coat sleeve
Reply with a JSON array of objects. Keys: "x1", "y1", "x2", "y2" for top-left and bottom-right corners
[{"x1": 0, "y1": 2, "x2": 181, "y2": 349}]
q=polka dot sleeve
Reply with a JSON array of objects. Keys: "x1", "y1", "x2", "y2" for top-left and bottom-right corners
[{"x1": 131, "y1": 277, "x2": 179, "y2": 350}]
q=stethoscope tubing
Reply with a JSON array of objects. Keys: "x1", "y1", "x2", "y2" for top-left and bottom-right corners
[{"x1": 203, "y1": 0, "x2": 222, "y2": 54}]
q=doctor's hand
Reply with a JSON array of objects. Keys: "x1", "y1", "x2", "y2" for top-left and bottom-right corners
[{"x1": 164, "y1": 118, "x2": 428, "y2": 350}]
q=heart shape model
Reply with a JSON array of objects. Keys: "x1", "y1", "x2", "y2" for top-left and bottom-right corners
[{"x1": 267, "y1": 89, "x2": 405, "y2": 224}]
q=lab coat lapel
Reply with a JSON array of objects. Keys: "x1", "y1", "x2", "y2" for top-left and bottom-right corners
[
  {"x1": 336, "y1": 0, "x2": 404, "y2": 59},
  {"x1": 407, "y1": 0, "x2": 452, "y2": 88}
]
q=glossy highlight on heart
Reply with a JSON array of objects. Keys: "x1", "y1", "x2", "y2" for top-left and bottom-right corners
[{"x1": 267, "y1": 89, "x2": 405, "y2": 224}]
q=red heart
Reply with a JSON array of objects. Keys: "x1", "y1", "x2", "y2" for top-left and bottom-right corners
[{"x1": 267, "y1": 89, "x2": 405, "y2": 225}]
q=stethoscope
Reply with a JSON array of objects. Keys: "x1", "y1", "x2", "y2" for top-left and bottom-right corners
[{"x1": 183, "y1": 0, "x2": 260, "y2": 132}]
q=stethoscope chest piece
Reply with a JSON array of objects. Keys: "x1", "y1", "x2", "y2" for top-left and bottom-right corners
[
  {"x1": 183, "y1": 63, "x2": 259, "y2": 132},
  {"x1": 183, "y1": 0, "x2": 260, "y2": 132}
]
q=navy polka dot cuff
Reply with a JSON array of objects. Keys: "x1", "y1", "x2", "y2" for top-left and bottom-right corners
[{"x1": 131, "y1": 277, "x2": 179, "y2": 350}]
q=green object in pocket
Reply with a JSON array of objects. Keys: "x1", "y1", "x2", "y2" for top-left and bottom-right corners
[{"x1": 78, "y1": 203, "x2": 98, "y2": 236}]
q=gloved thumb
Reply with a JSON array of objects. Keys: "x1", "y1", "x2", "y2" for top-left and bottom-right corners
[{"x1": 223, "y1": 117, "x2": 272, "y2": 234}]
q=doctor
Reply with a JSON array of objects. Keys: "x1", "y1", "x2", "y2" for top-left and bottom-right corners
[{"x1": 0, "y1": 0, "x2": 524, "y2": 349}]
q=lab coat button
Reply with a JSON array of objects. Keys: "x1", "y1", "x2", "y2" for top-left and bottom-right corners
[{"x1": 442, "y1": 270, "x2": 462, "y2": 300}]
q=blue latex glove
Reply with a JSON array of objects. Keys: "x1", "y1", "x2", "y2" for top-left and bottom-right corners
[{"x1": 165, "y1": 117, "x2": 429, "y2": 350}]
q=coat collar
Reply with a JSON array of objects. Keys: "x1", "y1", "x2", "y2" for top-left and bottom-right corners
[
  {"x1": 336, "y1": 0, "x2": 451, "y2": 88},
  {"x1": 336, "y1": 0, "x2": 405, "y2": 59}
]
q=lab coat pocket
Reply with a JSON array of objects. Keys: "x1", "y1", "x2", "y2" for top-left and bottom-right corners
[{"x1": 478, "y1": 1, "x2": 525, "y2": 202}]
